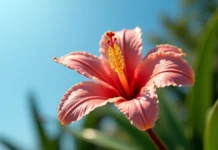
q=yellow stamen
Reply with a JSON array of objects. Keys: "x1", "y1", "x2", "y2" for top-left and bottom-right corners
[
  {"x1": 178, "y1": 48, "x2": 187, "y2": 56},
  {"x1": 108, "y1": 44, "x2": 125, "y2": 72},
  {"x1": 178, "y1": 48, "x2": 183, "y2": 53},
  {"x1": 107, "y1": 43, "x2": 131, "y2": 96}
]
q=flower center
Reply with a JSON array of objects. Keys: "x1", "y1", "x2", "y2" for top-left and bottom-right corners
[{"x1": 106, "y1": 32, "x2": 131, "y2": 97}]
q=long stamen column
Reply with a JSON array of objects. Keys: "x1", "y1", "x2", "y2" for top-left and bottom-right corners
[{"x1": 106, "y1": 32, "x2": 131, "y2": 97}]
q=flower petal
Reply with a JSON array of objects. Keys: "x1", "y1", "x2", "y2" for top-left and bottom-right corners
[
  {"x1": 54, "y1": 52, "x2": 119, "y2": 90},
  {"x1": 133, "y1": 52, "x2": 194, "y2": 92},
  {"x1": 58, "y1": 81, "x2": 118, "y2": 125},
  {"x1": 100, "y1": 27, "x2": 143, "y2": 84},
  {"x1": 144, "y1": 44, "x2": 186, "y2": 59},
  {"x1": 54, "y1": 52, "x2": 109, "y2": 81},
  {"x1": 115, "y1": 87, "x2": 158, "y2": 130}
]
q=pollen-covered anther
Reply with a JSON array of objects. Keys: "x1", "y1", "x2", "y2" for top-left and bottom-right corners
[
  {"x1": 178, "y1": 48, "x2": 183, "y2": 52},
  {"x1": 178, "y1": 48, "x2": 187, "y2": 56},
  {"x1": 107, "y1": 44, "x2": 125, "y2": 73}
]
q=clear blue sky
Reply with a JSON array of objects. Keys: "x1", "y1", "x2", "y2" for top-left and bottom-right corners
[{"x1": 0, "y1": 0, "x2": 179, "y2": 149}]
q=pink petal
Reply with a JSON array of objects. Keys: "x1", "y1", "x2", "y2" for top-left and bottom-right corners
[
  {"x1": 58, "y1": 82, "x2": 119, "y2": 125},
  {"x1": 144, "y1": 44, "x2": 186, "y2": 59},
  {"x1": 100, "y1": 27, "x2": 143, "y2": 86},
  {"x1": 115, "y1": 87, "x2": 158, "y2": 130},
  {"x1": 54, "y1": 52, "x2": 106, "y2": 81},
  {"x1": 133, "y1": 52, "x2": 194, "y2": 91},
  {"x1": 54, "y1": 52, "x2": 118, "y2": 91}
]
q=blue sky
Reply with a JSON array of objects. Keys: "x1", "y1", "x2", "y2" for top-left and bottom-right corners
[{"x1": 0, "y1": 0, "x2": 179, "y2": 149}]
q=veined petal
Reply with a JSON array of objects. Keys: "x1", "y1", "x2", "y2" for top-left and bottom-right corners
[
  {"x1": 100, "y1": 27, "x2": 143, "y2": 86},
  {"x1": 144, "y1": 44, "x2": 186, "y2": 59},
  {"x1": 54, "y1": 52, "x2": 116, "y2": 89},
  {"x1": 115, "y1": 87, "x2": 158, "y2": 130},
  {"x1": 58, "y1": 81, "x2": 119, "y2": 125},
  {"x1": 133, "y1": 52, "x2": 194, "y2": 91}
]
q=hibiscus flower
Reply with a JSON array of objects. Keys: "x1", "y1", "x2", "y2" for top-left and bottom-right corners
[{"x1": 54, "y1": 27, "x2": 194, "y2": 131}]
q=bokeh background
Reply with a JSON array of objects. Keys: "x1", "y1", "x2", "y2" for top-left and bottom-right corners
[{"x1": 0, "y1": 0, "x2": 217, "y2": 150}]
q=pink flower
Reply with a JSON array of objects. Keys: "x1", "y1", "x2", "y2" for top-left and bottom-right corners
[{"x1": 54, "y1": 27, "x2": 194, "y2": 130}]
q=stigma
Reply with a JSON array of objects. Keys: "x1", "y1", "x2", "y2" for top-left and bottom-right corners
[{"x1": 106, "y1": 32, "x2": 131, "y2": 97}]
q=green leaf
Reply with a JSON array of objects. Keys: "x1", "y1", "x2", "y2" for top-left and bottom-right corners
[
  {"x1": 50, "y1": 136, "x2": 61, "y2": 150},
  {"x1": 67, "y1": 106, "x2": 155, "y2": 150},
  {"x1": 204, "y1": 100, "x2": 218, "y2": 150},
  {"x1": 66, "y1": 128, "x2": 140, "y2": 150},
  {"x1": 187, "y1": 9, "x2": 218, "y2": 146}
]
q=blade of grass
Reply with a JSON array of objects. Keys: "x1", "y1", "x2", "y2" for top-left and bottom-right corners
[
  {"x1": 204, "y1": 100, "x2": 218, "y2": 150},
  {"x1": 50, "y1": 125, "x2": 63, "y2": 150},
  {"x1": 28, "y1": 93, "x2": 51, "y2": 150},
  {"x1": 0, "y1": 137, "x2": 21, "y2": 150}
]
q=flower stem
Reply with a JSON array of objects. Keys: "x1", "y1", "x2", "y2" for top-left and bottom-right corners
[{"x1": 146, "y1": 129, "x2": 167, "y2": 150}]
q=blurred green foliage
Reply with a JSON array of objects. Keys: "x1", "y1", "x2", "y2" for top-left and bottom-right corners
[
  {"x1": 0, "y1": 0, "x2": 218, "y2": 150},
  {"x1": 188, "y1": 8, "x2": 218, "y2": 150},
  {"x1": 148, "y1": 0, "x2": 218, "y2": 149}
]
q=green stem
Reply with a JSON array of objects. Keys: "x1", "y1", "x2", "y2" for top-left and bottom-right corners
[{"x1": 146, "y1": 129, "x2": 167, "y2": 150}]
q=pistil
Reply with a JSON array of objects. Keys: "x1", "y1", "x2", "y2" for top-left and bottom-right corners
[{"x1": 106, "y1": 32, "x2": 131, "y2": 97}]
